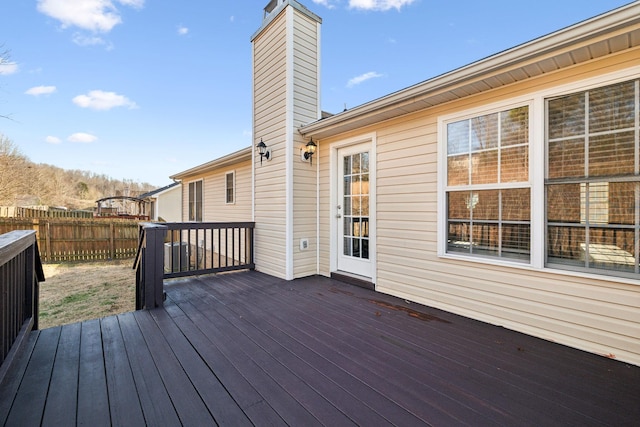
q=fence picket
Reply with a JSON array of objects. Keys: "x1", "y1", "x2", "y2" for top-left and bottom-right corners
[{"x1": 0, "y1": 218, "x2": 140, "y2": 262}]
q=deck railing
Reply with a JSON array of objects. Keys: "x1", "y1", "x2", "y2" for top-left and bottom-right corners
[
  {"x1": 133, "y1": 222, "x2": 255, "y2": 310},
  {"x1": 0, "y1": 230, "x2": 44, "y2": 380}
]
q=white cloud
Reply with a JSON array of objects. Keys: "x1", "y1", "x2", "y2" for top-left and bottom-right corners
[
  {"x1": 68, "y1": 132, "x2": 98, "y2": 143},
  {"x1": 311, "y1": 0, "x2": 338, "y2": 9},
  {"x1": 36, "y1": 0, "x2": 144, "y2": 33},
  {"x1": 0, "y1": 61, "x2": 18, "y2": 75},
  {"x1": 25, "y1": 85, "x2": 57, "y2": 96},
  {"x1": 72, "y1": 33, "x2": 112, "y2": 48},
  {"x1": 347, "y1": 71, "x2": 383, "y2": 88},
  {"x1": 177, "y1": 25, "x2": 189, "y2": 36},
  {"x1": 45, "y1": 136, "x2": 62, "y2": 144},
  {"x1": 73, "y1": 90, "x2": 138, "y2": 110},
  {"x1": 348, "y1": 0, "x2": 416, "y2": 11}
]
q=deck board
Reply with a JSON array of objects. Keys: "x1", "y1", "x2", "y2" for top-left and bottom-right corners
[
  {"x1": 77, "y1": 319, "x2": 110, "y2": 427},
  {"x1": 41, "y1": 323, "x2": 80, "y2": 426},
  {"x1": 1, "y1": 270, "x2": 639, "y2": 426},
  {"x1": 101, "y1": 316, "x2": 146, "y2": 426},
  {"x1": 117, "y1": 311, "x2": 181, "y2": 426},
  {"x1": 5, "y1": 328, "x2": 59, "y2": 427}
]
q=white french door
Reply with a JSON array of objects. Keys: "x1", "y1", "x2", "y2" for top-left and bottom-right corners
[{"x1": 336, "y1": 144, "x2": 373, "y2": 278}]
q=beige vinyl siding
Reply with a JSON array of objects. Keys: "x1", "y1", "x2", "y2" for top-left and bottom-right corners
[
  {"x1": 317, "y1": 52, "x2": 640, "y2": 365},
  {"x1": 202, "y1": 160, "x2": 252, "y2": 222},
  {"x1": 178, "y1": 160, "x2": 252, "y2": 223},
  {"x1": 156, "y1": 186, "x2": 181, "y2": 222},
  {"x1": 292, "y1": 12, "x2": 319, "y2": 278},
  {"x1": 254, "y1": 11, "x2": 288, "y2": 279}
]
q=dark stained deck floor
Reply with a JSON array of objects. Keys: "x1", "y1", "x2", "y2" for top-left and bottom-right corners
[{"x1": 1, "y1": 271, "x2": 639, "y2": 426}]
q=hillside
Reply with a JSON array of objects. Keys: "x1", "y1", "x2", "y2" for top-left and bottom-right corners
[{"x1": 0, "y1": 134, "x2": 155, "y2": 210}]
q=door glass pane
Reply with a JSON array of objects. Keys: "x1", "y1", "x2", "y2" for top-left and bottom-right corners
[
  {"x1": 343, "y1": 156, "x2": 351, "y2": 175},
  {"x1": 352, "y1": 153, "x2": 361, "y2": 174},
  {"x1": 352, "y1": 196, "x2": 361, "y2": 216},
  {"x1": 352, "y1": 175, "x2": 361, "y2": 196},
  {"x1": 344, "y1": 218, "x2": 351, "y2": 236},
  {"x1": 361, "y1": 196, "x2": 370, "y2": 216},
  {"x1": 343, "y1": 197, "x2": 351, "y2": 215},
  {"x1": 352, "y1": 238, "x2": 360, "y2": 257},
  {"x1": 343, "y1": 176, "x2": 351, "y2": 195},
  {"x1": 362, "y1": 152, "x2": 369, "y2": 173},
  {"x1": 342, "y1": 151, "x2": 370, "y2": 260},
  {"x1": 343, "y1": 238, "x2": 351, "y2": 256}
]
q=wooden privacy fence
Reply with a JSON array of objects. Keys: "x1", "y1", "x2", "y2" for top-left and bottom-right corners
[
  {"x1": 0, "y1": 218, "x2": 140, "y2": 262},
  {"x1": 0, "y1": 207, "x2": 93, "y2": 219}
]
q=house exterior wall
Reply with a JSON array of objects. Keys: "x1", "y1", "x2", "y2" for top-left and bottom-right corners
[
  {"x1": 316, "y1": 50, "x2": 640, "y2": 365},
  {"x1": 155, "y1": 185, "x2": 181, "y2": 222},
  {"x1": 180, "y1": 159, "x2": 252, "y2": 222},
  {"x1": 253, "y1": 10, "x2": 289, "y2": 279},
  {"x1": 291, "y1": 11, "x2": 320, "y2": 278},
  {"x1": 252, "y1": 1, "x2": 321, "y2": 279}
]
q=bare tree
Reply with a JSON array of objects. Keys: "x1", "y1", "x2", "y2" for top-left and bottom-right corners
[
  {"x1": 0, "y1": 45, "x2": 14, "y2": 120},
  {"x1": 0, "y1": 134, "x2": 29, "y2": 205}
]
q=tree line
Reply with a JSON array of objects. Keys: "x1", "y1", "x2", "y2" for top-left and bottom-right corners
[{"x1": 0, "y1": 134, "x2": 155, "y2": 210}]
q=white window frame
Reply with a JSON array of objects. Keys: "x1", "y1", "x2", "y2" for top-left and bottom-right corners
[
  {"x1": 437, "y1": 65, "x2": 640, "y2": 284},
  {"x1": 438, "y1": 100, "x2": 535, "y2": 265},
  {"x1": 188, "y1": 179, "x2": 203, "y2": 222},
  {"x1": 225, "y1": 171, "x2": 235, "y2": 205}
]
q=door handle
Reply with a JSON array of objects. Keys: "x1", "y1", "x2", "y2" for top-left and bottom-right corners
[{"x1": 336, "y1": 214, "x2": 342, "y2": 218}]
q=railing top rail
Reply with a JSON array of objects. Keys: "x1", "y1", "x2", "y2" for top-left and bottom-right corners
[
  {"x1": 138, "y1": 222, "x2": 169, "y2": 230},
  {"x1": 0, "y1": 230, "x2": 37, "y2": 267},
  {"x1": 164, "y1": 221, "x2": 255, "y2": 231}
]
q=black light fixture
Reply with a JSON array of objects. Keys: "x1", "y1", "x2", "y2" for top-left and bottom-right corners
[
  {"x1": 256, "y1": 138, "x2": 271, "y2": 165},
  {"x1": 301, "y1": 138, "x2": 317, "y2": 165}
]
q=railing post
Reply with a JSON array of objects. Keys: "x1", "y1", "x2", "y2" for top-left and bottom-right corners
[{"x1": 143, "y1": 224, "x2": 167, "y2": 309}]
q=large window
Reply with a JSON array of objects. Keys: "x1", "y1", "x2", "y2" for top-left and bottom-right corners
[
  {"x1": 188, "y1": 180, "x2": 203, "y2": 221},
  {"x1": 546, "y1": 79, "x2": 640, "y2": 275},
  {"x1": 225, "y1": 171, "x2": 235, "y2": 204},
  {"x1": 445, "y1": 106, "x2": 530, "y2": 261},
  {"x1": 441, "y1": 77, "x2": 640, "y2": 279}
]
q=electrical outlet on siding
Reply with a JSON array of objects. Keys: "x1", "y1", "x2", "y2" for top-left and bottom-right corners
[{"x1": 299, "y1": 238, "x2": 309, "y2": 251}]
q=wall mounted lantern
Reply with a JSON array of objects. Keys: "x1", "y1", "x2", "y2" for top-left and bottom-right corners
[
  {"x1": 256, "y1": 138, "x2": 271, "y2": 165},
  {"x1": 301, "y1": 138, "x2": 317, "y2": 165}
]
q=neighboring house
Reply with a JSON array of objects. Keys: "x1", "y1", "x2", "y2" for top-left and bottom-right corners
[
  {"x1": 172, "y1": 0, "x2": 640, "y2": 366},
  {"x1": 139, "y1": 182, "x2": 181, "y2": 222}
]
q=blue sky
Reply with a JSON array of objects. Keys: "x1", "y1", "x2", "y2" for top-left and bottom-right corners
[{"x1": 0, "y1": 0, "x2": 632, "y2": 187}]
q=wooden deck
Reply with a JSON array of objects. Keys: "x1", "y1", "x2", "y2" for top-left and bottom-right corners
[{"x1": 1, "y1": 271, "x2": 638, "y2": 426}]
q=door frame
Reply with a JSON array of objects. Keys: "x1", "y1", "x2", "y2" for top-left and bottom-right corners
[{"x1": 329, "y1": 133, "x2": 377, "y2": 283}]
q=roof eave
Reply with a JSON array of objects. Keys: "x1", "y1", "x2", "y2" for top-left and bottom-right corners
[
  {"x1": 300, "y1": 1, "x2": 640, "y2": 140},
  {"x1": 170, "y1": 147, "x2": 252, "y2": 181}
]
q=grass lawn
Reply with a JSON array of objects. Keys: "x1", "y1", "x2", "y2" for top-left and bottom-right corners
[{"x1": 39, "y1": 259, "x2": 136, "y2": 329}]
